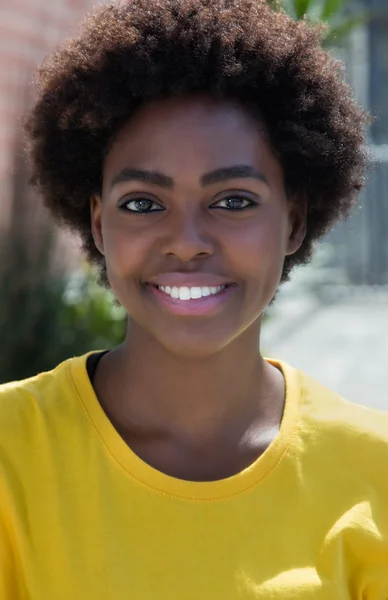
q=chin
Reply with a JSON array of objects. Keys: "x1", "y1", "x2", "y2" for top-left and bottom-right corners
[{"x1": 151, "y1": 319, "x2": 256, "y2": 359}]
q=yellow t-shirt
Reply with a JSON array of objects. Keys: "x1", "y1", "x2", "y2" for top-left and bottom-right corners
[{"x1": 0, "y1": 353, "x2": 387, "y2": 599}]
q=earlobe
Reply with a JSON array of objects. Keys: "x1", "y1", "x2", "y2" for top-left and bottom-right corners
[
  {"x1": 286, "y1": 202, "x2": 307, "y2": 257},
  {"x1": 90, "y1": 195, "x2": 105, "y2": 256}
]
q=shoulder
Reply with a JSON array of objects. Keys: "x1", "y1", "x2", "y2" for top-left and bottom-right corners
[
  {"x1": 292, "y1": 368, "x2": 388, "y2": 558},
  {"x1": 0, "y1": 354, "x2": 89, "y2": 450},
  {"x1": 286, "y1": 366, "x2": 388, "y2": 483},
  {"x1": 0, "y1": 359, "x2": 71, "y2": 414},
  {"x1": 297, "y1": 367, "x2": 388, "y2": 443},
  {"x1": 0, "y1": 356, "x2": 93, "y2": 518},
  {"x1": 273, "y1": 359, "x2": 388, "y2": 479}
]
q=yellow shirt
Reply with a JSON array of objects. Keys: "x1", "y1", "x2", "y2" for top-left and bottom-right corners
[{"x1": 0, "y1": 353, "x2": 387, "y2": 599}]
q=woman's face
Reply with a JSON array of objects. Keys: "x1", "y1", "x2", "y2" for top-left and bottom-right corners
[{"x1": 91, "y1": 95, "x2": 305, "y2": 357}]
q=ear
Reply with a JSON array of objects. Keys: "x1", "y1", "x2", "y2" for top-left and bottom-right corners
[
  {"x1": 90, "y1": 195, "x2": 105, "y2": 256},
  {"x1": 285, "y1": 199, "x2": 307, "y2": 257}
]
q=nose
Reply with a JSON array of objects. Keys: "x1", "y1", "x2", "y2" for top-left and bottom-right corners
[{"x1": 160, "y1": 210, "x2": 214, "y2": 262}]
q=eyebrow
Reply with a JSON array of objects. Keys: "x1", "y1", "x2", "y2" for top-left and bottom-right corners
[
  {"x1": 110, "y1": 168, "x2": 173, "y2": 190},
  {"x1": 200, "y1": 165, "x2": 268, "y2": 186},
  {"x1": 109, "y1": 164, "x2": 268, "y2": 191}
]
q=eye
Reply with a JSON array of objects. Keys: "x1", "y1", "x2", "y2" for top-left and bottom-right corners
[
  {"x1": 210, "y1": 194, "x2": 258, "y2": 211},
  {"x1": 119, "y1": 197, "x2": 164, "y2": 213}
]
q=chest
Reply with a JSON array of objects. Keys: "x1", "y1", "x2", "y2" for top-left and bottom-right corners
[{"x1": 12, "y1": 485, "x2": 383, "y2": 600}]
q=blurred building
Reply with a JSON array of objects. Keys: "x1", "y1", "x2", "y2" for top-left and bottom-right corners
[
  {"x1": 0, "y1": 0, "x2": 98, "y2": 265},
  {"x1": 0, "y1": 0, "x2": 98, "y2": 183},
  {"x1": 263, "y1": 0, "x2": 388, "y2": 409},
  {"x1": 326, "y1": 0, "x2": 388, "y2": 286},
  {"x1": 369, "y1": 0, "x2": 388, "y2": 145}
]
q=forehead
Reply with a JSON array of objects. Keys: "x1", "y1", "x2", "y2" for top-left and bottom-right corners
[{"x1": 104, "y1": 95, "x2": 281, "y2": 181}]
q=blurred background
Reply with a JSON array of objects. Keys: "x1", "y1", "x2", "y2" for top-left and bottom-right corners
[{"x1": 0, "y1": 0, "x2": 386, "y2": 409}]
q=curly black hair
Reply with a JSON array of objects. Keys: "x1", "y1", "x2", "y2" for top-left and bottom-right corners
[{"x1": 25, "y1": 0, "x2": 369, "y2": 286}]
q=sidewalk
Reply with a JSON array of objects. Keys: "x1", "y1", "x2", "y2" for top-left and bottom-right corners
[{"x1": 262, "y1": 296, "x2": 388, "y2": 411}]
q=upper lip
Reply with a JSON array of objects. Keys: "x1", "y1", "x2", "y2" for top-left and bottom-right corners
[{"x1": 146, "y1": 273, "x2": 234, "y2": 288}]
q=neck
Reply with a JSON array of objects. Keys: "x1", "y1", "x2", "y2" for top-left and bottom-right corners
[{"x1": 96, "y1": 318, "x2": 283, "y2": 448}]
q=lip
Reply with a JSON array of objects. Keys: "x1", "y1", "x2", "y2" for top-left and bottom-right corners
[
  {"x1": 146, "y1": 272, "x2": 234, "y2": 288},
  {"x1": 144, "y1": 283, "x2": 237, "y2": 316}
]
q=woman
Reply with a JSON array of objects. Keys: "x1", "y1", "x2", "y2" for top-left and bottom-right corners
[{"x1": 1, "y1": 0, "x2": 387, "y2": 597}]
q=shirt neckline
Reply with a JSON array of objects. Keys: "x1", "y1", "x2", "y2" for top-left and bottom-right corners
[{"x1": 69, "y1": 352, "x2": 302, "y2": 502}]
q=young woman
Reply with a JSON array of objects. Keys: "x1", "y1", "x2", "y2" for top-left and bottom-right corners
[{"x1": 1, "y1": 0, "x2": 387, "y2": 597}]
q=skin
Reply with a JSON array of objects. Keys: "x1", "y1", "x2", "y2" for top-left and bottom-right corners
[{"x1": 90, "y1": 94, "x2": 306, "y2": 482}]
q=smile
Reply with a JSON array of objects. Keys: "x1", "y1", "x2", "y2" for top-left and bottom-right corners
[
  {"x1": 157, "y1": 285, "x2": 226, "y2": 301},
  {"x1": 145, "y1": 283, "x2": 235, "y2": 316}
]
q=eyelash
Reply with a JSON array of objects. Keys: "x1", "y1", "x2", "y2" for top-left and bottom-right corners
[
  {"x1": 212, "y1": 196, "x2": 258, "y2": 211},
  {"x1": 120, "y1": 198, "x2": 163, "y2": 213},
  {"x1": 119, "y1": 195, "x2": 258, "y2": 213}
]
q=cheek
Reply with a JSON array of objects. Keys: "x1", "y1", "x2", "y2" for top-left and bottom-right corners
[
  {"x1": 226, "y1": 215, "x2": 288, "y2": 277},
  {"x1": 101, "y1": 217, "x2": 149, "y2": 278}
]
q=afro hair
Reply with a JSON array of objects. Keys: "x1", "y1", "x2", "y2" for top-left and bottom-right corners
[{"x1": 25, "y1": 0, "x2": 369, "y2": 285}]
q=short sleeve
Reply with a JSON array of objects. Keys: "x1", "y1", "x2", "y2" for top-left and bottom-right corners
[{"x1": 0, "y1": 509, "x2": 24, "y2": 600}]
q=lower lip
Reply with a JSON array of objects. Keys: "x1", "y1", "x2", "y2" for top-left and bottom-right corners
[{"x1": 145, "y1": 284, "x2": 236, "y2": 316}]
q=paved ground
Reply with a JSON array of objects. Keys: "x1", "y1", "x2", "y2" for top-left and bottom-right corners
[{"x1": 262, "y1": 296, "x2": 388, "y2": 411}]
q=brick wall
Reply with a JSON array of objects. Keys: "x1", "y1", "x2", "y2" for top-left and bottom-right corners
[{"x1": 0, "y1": 0, "x2": 98, "y2": 264}]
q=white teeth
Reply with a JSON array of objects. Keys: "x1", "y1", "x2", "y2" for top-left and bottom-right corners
[
  {"x1": 179, "y1": 287, "x2": 191, "y2": 300},
  {"x1": 157, "y1": 285, "x2": 226, "y2": 300},
  {"x1": 190, "y1": 287, "x2": 202, "y2": 299}
]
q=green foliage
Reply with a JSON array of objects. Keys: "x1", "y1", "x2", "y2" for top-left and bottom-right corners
[
  {"x1": 0, "y1": 268, "x2": 126, "y2": 384},
  {"x1": 60, "y1": 268, "x2": 126, "y2": 354},
  {"x1": 0, "y1": 148, "x2": 126, "y2": 384},
  {"x1": 272, "y1": 0, "x2": 368, "y2": 45}
]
